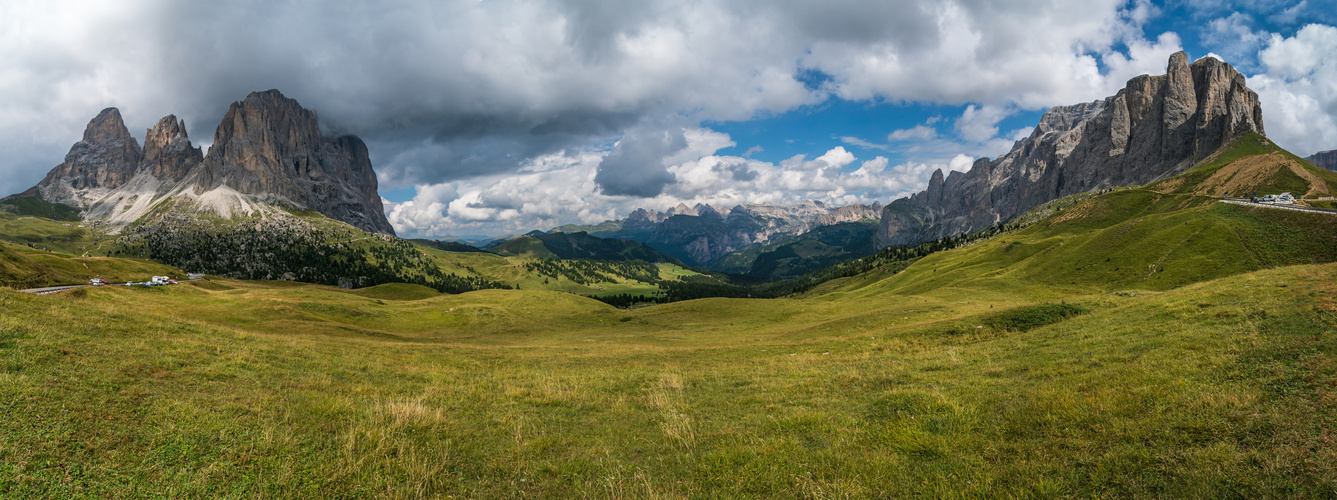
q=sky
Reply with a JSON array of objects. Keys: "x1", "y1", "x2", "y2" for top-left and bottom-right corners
[{"x1": 2, "y1": 0, "x2": 1335, "y2": 239}]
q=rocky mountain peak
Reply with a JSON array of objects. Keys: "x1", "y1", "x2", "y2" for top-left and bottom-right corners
[
  {"x1": 195, "y1": 89, "x2": 393, "y2": 234},
  {"x1": 35, "y1": 107, "x2": 143, "y2": 205},
  {"x1": 879, "y1": 52, "x2": 1266, "y2": 247},
  {"x1": 142, "y1": 115, "x2": 203, "y2": 181},
  {"x1": 207, "y1": 90, "x2": 323, "y2": 164},
  {"x1": 28, "y1": 90, "x2": 395, "y2": 235},
  {"x1": 82, "y1": 107, "x2": 138, "y2": 145},
  {"x1": 667, "y1": 203, "x2": 697, "y2": 216}
]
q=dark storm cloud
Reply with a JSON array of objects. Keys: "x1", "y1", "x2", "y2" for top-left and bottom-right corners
[
  {"x1": 715, "y1": 160, "x2": 760, "y2": 182},
  {"x1": 594, "y1": 126, "x2": 688, "y2": 197},
  {"x1": 5, "y1": 0, "x2": 1334, "y2": 238},
  {"x1": 0, "y1": 0, "x2": 1153, "y2": 198}
]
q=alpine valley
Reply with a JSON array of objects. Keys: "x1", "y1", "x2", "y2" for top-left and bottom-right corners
[{"x1": 3, "y1": 50, "x2": 1337, "y2": 498}]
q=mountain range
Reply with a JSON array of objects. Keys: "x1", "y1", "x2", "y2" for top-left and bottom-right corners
[
  {"x1": 5, "y1": 52, "x2": 1293, "y2": 288},
  {"x1": 19, "y1": 90, "x2": 393, "y2": 235},
  {"x1": 552, "y1": 200, "x2": 881, "y2": 267},
  {"x1": 541, "y1": 52, "x2": 1269, "y2": 276},
  {"x1": 877, "y1": 51, "x2": 1265, "y2": 246}
]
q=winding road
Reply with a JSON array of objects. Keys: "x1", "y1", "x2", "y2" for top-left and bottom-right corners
[
  {"x1": 1220, "y1": 198, "x2": 1337, "y2": 215},
  {"x1": 19, "y1": 273, "x2": 206, "y2": 295}
]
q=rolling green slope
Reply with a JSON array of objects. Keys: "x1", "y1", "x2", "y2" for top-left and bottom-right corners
[
  {"x1": 0, "y1": 240, "x2": 184, "y2": 288},
  {"x1": 1, "y1": 260, "x2": 1333, "y2": 497},
  {"x1": 488, "y1": 235, "x2": 557, "y2": 258},
  {"x1": 0, "y1": 190, "x2": 82, "y2": 222},
  {"x1": 820, "y1": 134, "x2": 1337, "y2": 302},
  {"x1": 408, "y1": 239, "x2": 490, "y2": 253},
  {"x1": 1150, "y1": 133, "x2": 1337, "y2": 198}
]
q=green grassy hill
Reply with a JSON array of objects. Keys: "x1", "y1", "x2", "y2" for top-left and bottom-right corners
[
  {"x1": 489, "y1": 235, "x2": 557, "y2": 258},
  {"x1": 810, "y1": 134, "x2": 1337, "y2": 302},
  {"x1": 1, "y1": 260, "x2": 1332, "y2": 497},
  {"x1": 348, "y1": 282, "x2": 442, "y2": 300},
  {"x1": 1150, "y1": 133, "x2": 1337, "y2": 198},
  {"x1": 407, "y1": 238, "x2": 490, "y2": 253},
  {"x1": 492, "y1": 231, "x2": 677, "y2": 264},
  {"x1": 0, "y1": 190, "x2": 81, "y2": 222},
  {"x1": 0, "y1": 240, "x2": 184, "y2": 288}
]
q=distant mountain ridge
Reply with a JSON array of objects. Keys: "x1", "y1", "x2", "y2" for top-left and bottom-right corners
[
  {"x1": 1307, "y1": 149, "x2": 1337, "y2": 171},
  {"x1": 879, "y1": 51, "x2": 1265, "y2": 246},
  {"x1": 554, "y1": 200, "x2": 881, "y2": 266},
  {"x1": 710, "y1": 220, "x2": 881, "y2": 280},
  {"x1": 22, "y1": 90, "x2": 394, "y2": 235}
]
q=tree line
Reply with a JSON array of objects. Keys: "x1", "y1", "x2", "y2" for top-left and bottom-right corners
[{"x1": 115, "y1": 213, "x2": 510, "y2": 294}]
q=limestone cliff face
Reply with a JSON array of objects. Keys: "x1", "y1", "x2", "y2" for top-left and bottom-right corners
[
  {"x1": 37, "y1": 108, "x2": 143, "y2": 206},
  {"x1": 31, "y1": 90, "x2": 394, "y2": 235},
  {"x1": 141, "y1": 115, "x2": 203, "y2": 182},
  {"x1": 878, "y1": 52, "x2": 1265, "y2": 247},
  {"x1": 1307, "y1": 149, "x2": 1337, "y2": 171},
  {"x1": 197, "y1": 90, "x2": 393, "y2": 234}
]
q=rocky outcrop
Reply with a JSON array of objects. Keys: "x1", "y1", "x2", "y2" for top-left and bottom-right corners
[
  {"x1": 141, "y1": 115, "x2": 203, "y2": 181},
  {"x1": 1308, "y1": 149, "x2": 1337, "y2": 171},
  {"x1": 557, "y1": 200, "x2": 883, "y2": 266},
  {"x1": 197, "y1": 90, "x2": 393, "y2": 234},
  {"x1": 30, "y1": 90, "x2": 394, "y2": 235},
  {"x1": 878, "y1": 52, "x2": 1265, "y2": 247},
  {"x1": 37, "y1": 108, "x2": 143, "y2": 206}
]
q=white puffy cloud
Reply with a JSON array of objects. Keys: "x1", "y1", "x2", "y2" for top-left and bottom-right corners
[
  {"x1": 387, "y1": 141, "x2": 977, "y2": 237},
  {"x1": 955, "y1": 105, "x2": 1013, "y2": 144},
  {"x1": 1250, "y1": 23, "x2": 1337, "y2": 156},
  {"x1": 4, "y1": 0, "x2": 1332, "y2": 237},
  {"x1": 799, "y1": 0, "x2": 1186, "y2": 108},
  {"x1": 1201, "y1": 13, "x2": 1267, "y2": 67},
  {"x1": 1, "y1": 0, "x2": 1202, "y2": 198}
]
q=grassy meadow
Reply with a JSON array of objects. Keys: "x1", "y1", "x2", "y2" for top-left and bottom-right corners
[{"x1": 1, "y1": 261, "x2": 1334, "y2": 498}]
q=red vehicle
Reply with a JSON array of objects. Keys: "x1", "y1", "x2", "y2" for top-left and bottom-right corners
[{"x1": 89, "y1": 278, "x2": 108, "y2": 286}]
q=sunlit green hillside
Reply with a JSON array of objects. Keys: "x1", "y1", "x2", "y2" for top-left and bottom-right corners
[{"x1": 1, "y1": 259, "x2": 1333, "y2": 497}]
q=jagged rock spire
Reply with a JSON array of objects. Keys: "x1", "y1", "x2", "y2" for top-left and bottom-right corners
[
  {"x1": 142, "y1": 115, "x2": 203, "y2": 181},
  {"x1": 36, "y1": 107, "x2": 142, "y2": 203}
]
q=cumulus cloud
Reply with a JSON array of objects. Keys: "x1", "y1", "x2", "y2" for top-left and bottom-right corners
[
  {"x1": 387, "y1": 142, "x2": 977, "y2": 237},
  {"x1": 1201, "y1": 13, "x2": 1268, "y2": 68},
  {"x1": 3, "y1": 0, "x2": 1333, "y2": 237},
  {"x1": 594, "y1": 124, "x2": 734, "y2": 197},
  {"x1": 955, "y1": 105, "x2": 1013, "y2": 144},
  {"x1": 1, "y1": 0, "x2": 1199, "y2": 195},
  {"x1": 1250, "y1": 23, "x2": 1337, "y2": 156}
]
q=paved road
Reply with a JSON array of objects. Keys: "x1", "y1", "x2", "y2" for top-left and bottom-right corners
[
  {"x1": 1220, "y1": 199, "x2": 1337, "y2": 215},
  {"x1": 19, "y1": 273, "x2": 206, "y2": 295}
]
